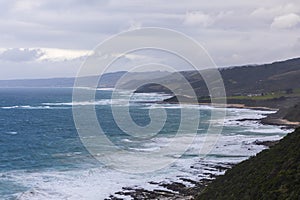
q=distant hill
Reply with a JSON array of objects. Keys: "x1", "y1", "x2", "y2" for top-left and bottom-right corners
[
  {"x1": 0, "y1": 71, "x2": 126, "y2": 88},
  {"x1": 0, "y1": 77, "x2": 75, "y2": 88},
  {"x1": 0, "y1": 71, "x2": 171, "y2": 88},
  {"x1": 135, "y1": 57, "x2": 300, "y2": 97},
  {"x1": 196, "y1": 127, "x2": 300, "y2": 200},
  {"x1": 1, "y1": 57, "x2": 300, "y2": 100}
]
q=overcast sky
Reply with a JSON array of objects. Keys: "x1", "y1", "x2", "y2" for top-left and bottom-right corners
[{"x1": 0, "y1": 0, "x2": 299, "y2": 79}]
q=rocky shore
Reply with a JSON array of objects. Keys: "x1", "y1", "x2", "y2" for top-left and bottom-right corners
[
  {"x1": 106, "y1": 162, "x2": 233, "y2": 200},
  {"x1": 106, "y1": 134, "x2": 281, "y2": 200},
  {"x1": 196, "y1": 127, "x2": 300, "y2": 199},
  {"x1": 106, "y1": 100, "x2": 299, "y2": 200}
]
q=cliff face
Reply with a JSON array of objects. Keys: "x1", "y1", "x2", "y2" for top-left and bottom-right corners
[{"x1": 196, "y1": 127, "x2": 300, "y2": 200}]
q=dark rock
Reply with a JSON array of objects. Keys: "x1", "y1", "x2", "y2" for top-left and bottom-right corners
[{"x1": 254, "y1": 140, "x2": 279, "y2": 147}]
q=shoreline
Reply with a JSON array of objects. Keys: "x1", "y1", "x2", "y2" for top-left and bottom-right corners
[
  {"x1": 221, "y1": 103, "x2": 300, "y2": 128},
  {"x1": 167, "y1": 101, "x2": 300, "y2": 129},
  {"x1": 107, "y1": 102, "x2": 296, "y2": 199}
]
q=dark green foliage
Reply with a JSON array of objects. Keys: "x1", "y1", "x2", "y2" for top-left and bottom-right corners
[{"x1": 196, "y1": 128, "x2": 300, "y2": 200}]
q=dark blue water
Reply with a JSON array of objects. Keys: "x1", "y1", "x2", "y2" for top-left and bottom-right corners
[
  {"x1": 0, "y1": 88, "x2": 90, "y2": 172},
  {"x1": 0, "y1": 88, "x2": 289, "y2": 199},
  {"x1": 0, "y1": 88, "x2": 191, "y2": 171}
]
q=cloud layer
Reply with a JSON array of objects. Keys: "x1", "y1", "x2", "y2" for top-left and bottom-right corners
[{"x1": 0, "y1": 0, "x2": 299, "y2": 79}]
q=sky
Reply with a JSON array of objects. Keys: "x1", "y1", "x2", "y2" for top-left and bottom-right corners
[{"x1": 0, "y1": 0, "x2": 299, "y2": 79}]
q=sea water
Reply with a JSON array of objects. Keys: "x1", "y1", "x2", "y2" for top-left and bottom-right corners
[{"x1": 0, "y1": 88, "x2": 291, "y2": 199}]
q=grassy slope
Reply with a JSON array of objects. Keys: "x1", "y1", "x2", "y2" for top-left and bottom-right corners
[
  {"x1": 196, "y1": 127, "x2": 300, "y2": 200},
  {"x1": 136, "y1": 57, "x2": 300, "y2": 97}
]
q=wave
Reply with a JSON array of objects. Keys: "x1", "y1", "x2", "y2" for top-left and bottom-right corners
[
  {"x1": 1, "y1": 105, "x2": 54, "y2": 110},
  {"x1": 11, "y1": 166, "x2": 179, "y2": 200},
  {"x1": 246, "y1": 127, "x2": 291, "y2": 134},
  {"x1": 0, "y1": 91, "x2": 293, "y2": 200},
  {"x1": 43, "y1": 101, "x2": 110, "y2": 106},
  {"x1": 128, "y1": 146, "x2": 161, "y2": 152},
  {"x1": 42, "y1": 99, "x2": 127, "y2": 106},
  {"x1": 5, "y1": 131, "x2": 18, "y2": 135},
  {"x1": 96, "y1": 88, "x2": 115, "y2": 91},
  {"x1": 142, "y1": 104, "x2": 204, "y2": 110},
  {"x1": 121, "y1": 139, "x2": 133, "y2": 143},
  {"x1": 73, "y1": 87, "x2": 114, "y2": 91},
  {"x1": 5, "y1": 122, "x2": 290, "y2": 200}
]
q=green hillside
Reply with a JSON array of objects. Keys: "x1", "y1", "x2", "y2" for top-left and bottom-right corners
[
  {"x1": 136, "y1": 57, "x2": 300, "y2": 97},
  {"x1": 196, "y1": 127, "x2": 300, "y2": 200}
]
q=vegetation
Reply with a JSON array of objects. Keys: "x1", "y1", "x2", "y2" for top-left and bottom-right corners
[
  {"x1": 136, "y1": 57, "x2": 300, "y2": 97},
  {"x1": 196, "y1": 127, "x2": 300, "y2": 200}
]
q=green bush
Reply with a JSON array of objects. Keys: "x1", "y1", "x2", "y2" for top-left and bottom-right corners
[{"x1": 196, "y1": 127, "x2": 300, "y2": 200}]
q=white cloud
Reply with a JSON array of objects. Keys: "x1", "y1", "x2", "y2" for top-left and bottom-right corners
[
  {"x1": 37, "y1": 48, "x2": 92, "y2": 62},
  {"x1": 271, "y1": 13, "x2": 300, "y2": 29},
  {"x1": 183, "y1": 11, "x2": 214, "y2": 27},
  {"x1": 0, "y1": 48, "x2": 44, "y2": 62},
  {"x1": 251, "y1": 3, "x2": 299, "y2": 19}
]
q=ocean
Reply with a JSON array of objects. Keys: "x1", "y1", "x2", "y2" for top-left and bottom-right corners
[{"x1": 0, "y1": 88, "x2": 291, "y2": 199}]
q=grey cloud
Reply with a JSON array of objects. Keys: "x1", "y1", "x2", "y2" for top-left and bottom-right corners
[
  {"x1": 0, "y1": 58, "x2": 80, "y2": 80},
  {"x1": 0, "y1": 48, "x2": 44, "y2": 62},
  {"x1": 0, "y1": 0, "x2": 299, "y2": 79}
]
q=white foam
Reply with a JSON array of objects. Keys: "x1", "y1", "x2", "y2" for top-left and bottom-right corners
[
  {"x1": 121, "y1": 138, "x2": 133, "y2": 143},
  {"x1": 11, "y1": 167, "x2": 183, "y2": 200},
  {"x1": 1, "y1": 105, "x2": 54, "y2": 110},
  {"x1": 143, "y1": 103, "x2": 203, "y2": 110},
  {"x1": 246, "y1": 127, "x2": 291, "y2": 134},
  {"x1": 43, "y1": 100, "x2": 113, "y2": 106},
  {"x1": 42, "y1": 99, "x2": 137, "y2": 107},
  {"x1": 8, "y1": 123, "x2": 289, "y2": 200},
  {"x1": 5, "y1": 131, "x2": 18, "y2": 135},
  {"x1": 96, "y1": 88, "x2": 115, "y2": 91},
  {"x1": 1, "y1": 92, "x2": 293, "y2": 199},
  {"x1": 73, "y1": 87, "x2": 114, "y2": 91}
]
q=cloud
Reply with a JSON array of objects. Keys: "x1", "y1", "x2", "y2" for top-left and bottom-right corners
[
  {"x1": 38, "y1": 48, "x2": 92, "y2": 62},
  {"x1": 0, "y1": 0, "x2": 299, "y2": 79},
  {"x1": 0, "y1": 48, "x2": 44, "y2": 62},
  {"x1": 183, "y1": 11, "x2": 214, "y2": 27},
  {"x1": 127, "y1": 20, "x2": 142, "y2": 31},
  {"x1": 13, "y1": 0, "x2": 42, "y2": 12},
  {"x1": 271, "y1": 13, "x2": 300, "y2": 29},
  {"x1": 0, "y1": 48, "x2": 91, "y2": 62},
  {"x1": 251, "y1": 3, "x2": 300, "y2": 19}
]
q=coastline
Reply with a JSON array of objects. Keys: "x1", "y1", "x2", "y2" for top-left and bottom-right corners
[
  {"x1": 196, "y1": 127, "x2": 300, "y2": 199},
  {"x1": 226, "y1": 104, "x2": 300, "y2": 128},
  {"x1": 107, "y1": 102, "x2": 296, "y2": 200},
  {"x1": 221, "y1": 103, "x2": 300, "y2": 128},
  {"x1": 166, "y1": 99, "x2": 300, "y2": 129}
]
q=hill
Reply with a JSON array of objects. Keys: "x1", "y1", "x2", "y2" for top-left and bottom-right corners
[
  {"x1": 0, "y1": 71, "x2": 171, "y2": 88},
  {"x1": 136, "y1": 57, "x2": 300, "y2": 97},
  {"x1": 135, "y1": 57, "x2": 300, "y2": 125},
  {"x1": 2, "y1": 57, "x2": 299, "y2": 98},
  {"x1": 0, "y1": 71, "x2": 126, "y2": 88},
  {"x1": 196, "y1": 127, "x2": 300, "y2": 200}
]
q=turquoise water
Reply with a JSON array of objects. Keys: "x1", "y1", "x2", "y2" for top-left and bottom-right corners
[{"x1": 0, "y1": 88, "x2": 290, "y2": 199}]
